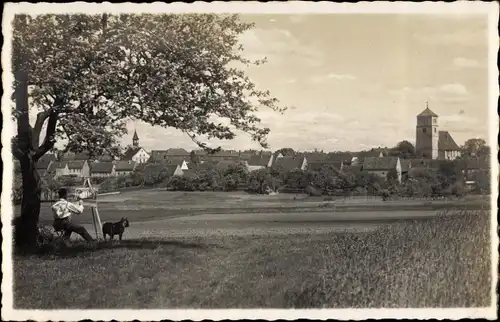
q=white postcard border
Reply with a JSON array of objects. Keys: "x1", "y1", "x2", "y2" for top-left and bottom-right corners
[{"x1": 2, "y1": 1, "x2": 498, "y2": 321}]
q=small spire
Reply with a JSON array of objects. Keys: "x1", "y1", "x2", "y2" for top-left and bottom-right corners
[{"x1": 132, "y1": 129, "x2": 139, "y2": 147}]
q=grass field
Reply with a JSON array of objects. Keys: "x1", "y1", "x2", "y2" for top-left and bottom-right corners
[
  {"x1": 13, "y1": 209, "x2": 491, "y2": 309},
  {"x1": 30, "y1": 190, "x2": 490, "y2": 225}
]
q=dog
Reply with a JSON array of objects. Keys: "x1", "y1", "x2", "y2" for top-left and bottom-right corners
[{"x1": 102, "y1": 217, "x2": 130, "y2": 241}]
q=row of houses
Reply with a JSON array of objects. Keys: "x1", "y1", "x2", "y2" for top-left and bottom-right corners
[
  {"x1": 17, "y1": 130, "x2": 489, "y2": 186},
  {"x1": 13, "y1": 154, "x2": 139, "y2": 180}
]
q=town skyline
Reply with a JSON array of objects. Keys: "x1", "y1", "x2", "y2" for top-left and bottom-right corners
[{"x1": 120, "y1": 14, "x2": 489, "y2": 152}]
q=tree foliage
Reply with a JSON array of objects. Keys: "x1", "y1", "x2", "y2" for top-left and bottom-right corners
[
  {"x1": 390, "y1": 140, "x2": 416, "y2": 159},
  {"x1": 11, "y1": 13, "x2": 285, "y2": 247},
  {"x1": 13, "y1": 13, "x2": 285, "y2": 158},
  {"x1": 461, "y1": 138, "x2": 489, "y2": 158},
  {"x1": 247, "y1": 168, "x2": 280, "y2": 194}
]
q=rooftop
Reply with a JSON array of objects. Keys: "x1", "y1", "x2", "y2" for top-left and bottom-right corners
[
  {"x1": 90, "y1": 162, "x2": 114, "y2": 173},
  {"x1": 418, "y1": 107, "x2": 438, "y2": 118},
  {"x1": 247, "y1": 154, "x2": 273, "y2": 167},
  {"x1": 115, "y1": 161, "x2": 137, "y2": 171},
  {"x1": 362, "y1": 156, "x2": 399, "y2": 171},
  {"x1": 122, "y1": 147, "x2": 143, "y2": 160},
  {"x1": 438, "y1": 131, "x2": 460, "y2": 151}
]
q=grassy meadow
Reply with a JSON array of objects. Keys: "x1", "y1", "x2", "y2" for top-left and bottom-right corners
[{"x1": 13, "y1": 209, "x2": 492, "y2": 308}]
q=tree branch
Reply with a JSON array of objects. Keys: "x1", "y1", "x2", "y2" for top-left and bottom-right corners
[
  {"x1": 33, "y1": 109, "x2": 59, "y2": 160},
  {"x1": 182, "y1": 130, "x2": 221, "y2": 155},
  {"x1": 32, "y1": 109, "x2": 51, "y2": 149}
]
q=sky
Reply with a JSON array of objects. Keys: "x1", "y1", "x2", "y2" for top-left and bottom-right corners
[{"x1": 79, "y1": 14, "x2": 494, "y2": 152}]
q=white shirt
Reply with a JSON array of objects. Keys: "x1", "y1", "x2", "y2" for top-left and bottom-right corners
[{"x1": 52, "y1": 198, "x2": 84, "y2": 219}]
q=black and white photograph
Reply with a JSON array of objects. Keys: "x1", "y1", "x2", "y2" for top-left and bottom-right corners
[{"x1": 1, "y1": 1, "x2": 498, "y2": 321}]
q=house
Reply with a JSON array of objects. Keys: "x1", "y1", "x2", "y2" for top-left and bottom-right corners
[
  {"x1": 166, "y1": 158, "x2": 190, "y2": 170},
  {"x1": 457, "y1": 157, "x2": 490, "y2": 178},
  {"x1": 307, "y1": 160, "x2": 343, "y2": 172},
  {"x1": 247, "y1": 154, "x2": 275, "y2": 172},
  {"x1": 274, "y1": 155, "x2": 308, "y2": 172},
  {"x1": 355, "y1": 149, "x2": 388, "y2": 161},
  {"x1": 48, "y1": 160, "x2": 89, "y2": 179},
  {"x1": 148, "y1": 148, "x2": 190, "y2": 163},
  {"x1": 323, "y1": 152, "x2": 354, "y2": 166},
  {"x1": 148, "y1": 150, "x2": 169, "y2": 163},
  {"x1": 60, "y1": 151, "x2": 91, "y2": 161},
  {"x1": 189, "y1": 160, "x2": 217, "y2": 171},
  {"x1": 361, "y1": 156, "x2": 402, "y2": 182},
  {"x1": 115, "y1": 161, "x2": 137, "y2": 176},
  {"x1": 122, "y1": 147, "x2": 150, "y2": 164},
  {"x1": 238, "y1": 151, "x2": 256, "y2": 161},
  {"x1": 303, "y1": 152, "x2": 328, "y2": 162},
  {"x1": 165, "y1": 164, "x2": 184, "y2": 177},
  {"x1": 90, "y1": 162, "x2": 116, "y2": 178},
  {"x1": 140, "y1": 163, "x2": 182, "y2": 181},
  {"x1": 342, "y1": 165, "x2": 362, "y2": 175},
  {"x1": 67, "y1": 161, "x2": 91, "y2": 178},
  {"x1": 49, "y1": 162, "x2": 70, "y2": 178},
  {"x1": 95, "y1": 154, "x2": 115, "y2": 163},
  {"x1": 203, "y1": 150, "x2": 241, "y2": 162},
  {"x1": 438, "y1": 131, "x2": 461, "y2": 160},
  {"x1": 166, "y1": 148, "x2": 190, "y2": 158}
]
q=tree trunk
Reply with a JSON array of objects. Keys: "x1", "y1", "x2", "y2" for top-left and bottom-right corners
[
  {"x1": 13, "y1": 67, "x2": 59, "y2": 249},
  {"x1": 15, "y1": 154, "x2": 43, "y2": 248}
]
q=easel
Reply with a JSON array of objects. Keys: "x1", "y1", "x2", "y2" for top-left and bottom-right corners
[{"x1": 74, "y1": 178, "x2": 103, "y2": 240}]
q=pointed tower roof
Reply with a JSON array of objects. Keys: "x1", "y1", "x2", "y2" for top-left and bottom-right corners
[
  {"x1": 418, "y1": 102, "x2": 438, "y2": 117},
  {"x1": 133, "y1": 130, "x2": 139, "y2": 140}
]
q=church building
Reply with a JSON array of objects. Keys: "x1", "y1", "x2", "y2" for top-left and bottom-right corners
[
  {"x1": 121, "y1": 130, "x2": 150, "y2": 164},
  {"x1": 415, "y1": 104, "x2": 461, "y2": 160}
]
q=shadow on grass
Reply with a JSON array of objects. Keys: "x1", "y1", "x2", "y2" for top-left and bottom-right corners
[{"x1": 16, "y1": 238, "x2": 210, "y2": 259}]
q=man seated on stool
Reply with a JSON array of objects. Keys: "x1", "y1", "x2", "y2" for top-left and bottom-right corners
[{"x1": 52, "y1": 188, "x2": 95, "y2": 242}]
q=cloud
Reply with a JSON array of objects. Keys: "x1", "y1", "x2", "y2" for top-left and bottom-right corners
[
  {"x1": 310, "y1": 73, "x2": 357, "y2": 83},
  {"x1": 439, "y1": 83, "x2": 468, "y2": 96},
  {"x1": 453, "y1": 57, "x2": 481, "y2": 68},
  {"x1": 390, "y1": 83, "x2": 469, "y2": 103},
  {"x1": 238, "y1": 27, "x2": 323, "y2": 67},
  {"x1": 414, "y1": 28, "x2": 487, "y2": 47},
  {"x1": 326, "y1": 73, "x2": 356, "y2": 81}
]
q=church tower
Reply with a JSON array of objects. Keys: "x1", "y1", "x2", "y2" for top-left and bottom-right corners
[
  {"x1": 132, "y1": 130, "x2": 139, "y2": 147},
  {"x1": 415, "y1": 103, "x2": 439, "y2": 159}
]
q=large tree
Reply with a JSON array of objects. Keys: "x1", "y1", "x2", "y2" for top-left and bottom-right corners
[
  {"x1": 11, "y1": 13, "x2": 285, "y2": 248},
  {"x1": 461, "y1": 138, "x2": 489, "y2": 157},
  {"x1": 389, "y1": 140, "x2": 416, "y2": 159}
]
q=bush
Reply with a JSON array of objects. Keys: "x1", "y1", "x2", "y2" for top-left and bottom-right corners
[
  {"x1": 305, "y1": 185, "x2": 322, "y2": 196},
  {"x1": 247, "y1": 168, "x2": 279, "y2": 194},
  {"x1": 284, "y1": 169, "x2": 309, "y2": 190},
  {"x1": 451, "y1": 182, "x2": 466, "y2": 197},
  {"x1": 167, "y1": 175, "x2": 198, "y2": 191},
  {"x1": 221, "y1": 174, "x2": 238, "y2": 192},
  {"x1": 57, "y1": 175, "x2": 82, "y2": 187}
]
